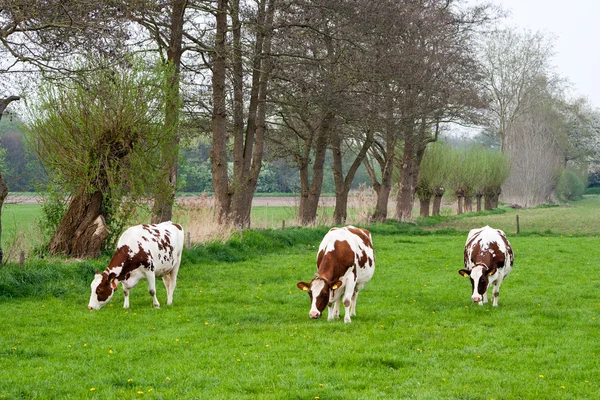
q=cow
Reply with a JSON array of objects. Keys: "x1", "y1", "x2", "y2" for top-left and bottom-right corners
[
  {"x1": 458, "y1": 225, "x2": 514, "y2": 306},
  {"x1": 88, "y1": 221, "x2": 184, "y2": 310},
  {"x1": 297, "y1": 226, "x2": 375, "y2": 323}
]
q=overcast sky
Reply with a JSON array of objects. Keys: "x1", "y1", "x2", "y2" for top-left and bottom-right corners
[{"x1": 490, "y1": 0, "x2": 600, "y2": 109}]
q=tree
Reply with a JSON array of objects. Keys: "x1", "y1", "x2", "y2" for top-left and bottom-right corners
[
  {"x1": 416, "y1": 141, "x2": 451, "y2": 217},
  {"x1": 479, "y1": 28, "x2": 556, "y2": 151},
  {"x1": 27, "y1": 59, "x2": 167, "y2": 257},
  {"x1": 211, "y1": 0, "x2": 277, "y2": 228},
  {"x1": 391, "y1": 1, "x2": 489, "y2": 221}
]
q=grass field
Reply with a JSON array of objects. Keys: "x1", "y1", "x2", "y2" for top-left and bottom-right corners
[
  {"x1": 0, "y1": 224, "x2": 599, "y2": 398},
  {"x1": 0, "y1": 196, "x2": 599, "y2": 398}
]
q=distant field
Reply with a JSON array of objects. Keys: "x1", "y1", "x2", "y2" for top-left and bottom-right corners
[{"x1": 434, "y1": 195, "x2": 600, "y2": 235}]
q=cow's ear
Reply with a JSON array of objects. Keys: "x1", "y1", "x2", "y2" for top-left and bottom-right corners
[
  {"x1": 458, "y1": 269, "x2": 470, "y2": 278},
  {"x1": 297, "y1": 282, "x2": 310, "y2": 291},
  {"x1": 487, "y1": 268, "x2": 497, "y2": 276},
  {"x1": 331, "y1": 280, "x2": 343, "y2": 290},
  {"x1": 108, "y1": 273, "x2": 118, "y2": 290}
]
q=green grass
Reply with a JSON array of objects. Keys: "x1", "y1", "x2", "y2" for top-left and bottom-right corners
[
  {"x1": 0, "y1": 230, "x2": 599, "y2": 399},
  {"x1": 1, "y1": 204, "x2": 43, "y2": 255},
  {"x1": 428, "y1": 195, "x2": 600, "y2": 235}
]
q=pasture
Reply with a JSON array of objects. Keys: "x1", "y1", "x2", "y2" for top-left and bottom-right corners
[{"x1": 0, "y1": 220, "x2": 598, "y2": 398}]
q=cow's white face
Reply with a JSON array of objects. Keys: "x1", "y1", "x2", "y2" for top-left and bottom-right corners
[
  {"x1": 297, "y1": 278, "x2": 341, "y2": 319},
  {"x1": 459, "y1": 265, "x2": 496, "y2": 303},
  {"x1": 88, "y1": 272, "x2": 118, "y2": 310}
]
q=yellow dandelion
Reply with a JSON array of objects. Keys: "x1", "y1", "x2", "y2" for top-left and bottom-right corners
[
  {"x1": 128, "y1": 379, "x2": 133, "y2": 383},
  {"x1": 560, "y1": 386, "x2": 565, "y2": 389},
  {"x1": 84, "y1": 344, "x2": 88, "y2": 347},
  {"x1": 90, "y1": 388, "x2": 96, "y2": 391},
  {"x1": 539, "y1": 375, "x2": 544, "y2": 379},
  {"x1": 148, "y1": 388, "x2": 154, "y2": 393},
  {"x1": 137, "y1": 390, "x2": 144, "y2": 395},
  {"x1": 109, "y1": 349, "x2": 113, "y2": 354},
  {"x1": 166, "y1": 377, "x2": 171, "y2": 381},
  {"x1": 266, "y1": 344, "x2": 270, "y2": 347},
  {"x1": 319, "y1": 383, "x2": 323, "y2": 387},
  {"x1": 175, "y1": 338, "x2": 180, "y2": 342}
]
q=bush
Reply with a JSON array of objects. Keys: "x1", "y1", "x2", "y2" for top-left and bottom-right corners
[
  {"x1": 556, "y1": 170, "x2": 585, "y2": 201},
  {"x1": 584, "y1": 186, "x2": 600, "y2": 195}
]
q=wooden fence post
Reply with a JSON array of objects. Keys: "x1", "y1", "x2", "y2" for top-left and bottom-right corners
[
  {"x1": 19, "y1": 251, "x2": 25, "y2": 268},
  {"x1": 282, "y1": 220, "x2": 285, "y2": 230},
  {"x1": 516, "y1": 214, "x2": 520, "y2": 234},
  {"x1": 186, "y1": 231, "x2": 191, "y2": 250}
]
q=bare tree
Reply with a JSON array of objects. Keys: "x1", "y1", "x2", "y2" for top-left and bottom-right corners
[
  {"x1": 210, "y1": 0, "x2": 277, "y2": 227},
  {"x1": 479, "y1": 28, "x2": 556, "y2": 151}
]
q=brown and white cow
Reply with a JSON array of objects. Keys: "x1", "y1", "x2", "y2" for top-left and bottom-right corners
[
  {"x1": 88, "y1": 221, "x2": 184, "y2": 310},
  {"x1": 297, "y1": 226, "x2": 375, "y2": 323},
  {"x1": 458, "y1": 225, "x2": 514, "y2": 306}
]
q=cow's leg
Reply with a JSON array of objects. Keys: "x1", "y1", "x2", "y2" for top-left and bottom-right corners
[
  {"x1": 162, "y1": 275, "x2": 173, "y2": 305},
  {"x1": 492, "y1": 277, "x2": 503, "y2": 307},
  {"x1": 122, "y1": 285, "x2": 130, "y2": 309},
  {"x1": 147, "y1": 273, "x2": 160, "y2": 308},
  {"x1": 166, "y1": 268, "x2": 178, "y2": 305},
  {"x1": 351, "y1": 290, "x2": 358, "y2": 316},
  {"x1": 343, "y1": 281, "x2": 357, "y2": 323}
]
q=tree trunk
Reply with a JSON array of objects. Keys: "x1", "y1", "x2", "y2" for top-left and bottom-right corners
[
  {"x1": 331, "y1": 130, "x2": 374, "y2": 225},
  {"x1": 484, "y1": 190, "x2": 493, "y2": 210},
  {"x1": 492, "y1": 187, "x2": 502, "y2": 208},
  {"x1": 456, "y1": 188, "x2": 465, "y2": 215},
  {"x1": 298, "y1": 115, "x2": 331, "y2": 225},
  {"x1": 419, "y1": 193, "x2": 431, "y2": 217},
  {"x1": 365, "y1": 127, "x2": 397, "y2": 223},
  {"x1": 151, "y1": 0, "x2": 187, "y2": 224},
  {"x1": 210, "y1": 0, "x2": 232, "y2": 224},
  {"x1": 49, "y1": 190, "x2": 109, "y2": 258},
  {"x1": 395, "y1": 137, "x2": 418, "y2": 221},
  {"x1": 476, "y1": 192, "x2": 483, "y2": 212},
  {"x1": 464, "y1": 194, "x2": 473, "y2": 213},
  {"x1": 0, "y1": 175, "x2": 8, "y2": 264},
  {"x1": 431, "y1": 186, "x2": 445, "y2": 216}
]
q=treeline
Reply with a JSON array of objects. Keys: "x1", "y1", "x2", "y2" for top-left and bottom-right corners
[
  {"x1": 1, "y1": 0, "x2": 599, "y2": 260},
  {"x1": 0, "y1": 121, "x2": 370, "y2": 194}
]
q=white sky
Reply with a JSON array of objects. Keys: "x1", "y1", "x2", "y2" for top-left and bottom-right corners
[{"x1": 490, "y1": 0, "x2": 600, "y2": 109}]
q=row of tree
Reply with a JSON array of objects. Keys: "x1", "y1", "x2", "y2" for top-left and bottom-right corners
[
  {"x1": 1, "y1": 1, "x2": 599, "y2": 259},
  {"x1": 416, "y1": 142, "x2": 510, "y2": 217}
]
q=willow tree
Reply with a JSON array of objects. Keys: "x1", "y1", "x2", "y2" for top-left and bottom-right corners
[
  {"x1": 27, "y1": 60, "x2": 166, "y2": 257},
  {"x1": 416, "y1": 141, "x2": 451, "y2": 217},
  {"x1": 482, "y1": 151, "x2": 511, "y2": 209}
]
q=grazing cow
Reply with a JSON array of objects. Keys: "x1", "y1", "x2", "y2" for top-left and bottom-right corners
[
  {"x1": 297, "y1": 226, "x2": 375, "y2": 323},
  {"x1": 458, "y1": 225, "x2": 514, "y2": 306},
  {"x1": 88, "y1": 221, "x2": 184, "y2": 310}
]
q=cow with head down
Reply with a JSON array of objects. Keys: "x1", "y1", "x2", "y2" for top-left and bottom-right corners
[
  {"x1": 458, "y1": 225, "x2": 514, "y2": 306},
  {"x1": 88, "y1": 221, "x2": 184, "y2": 310},
  {"x1": 297, "y1": 226, "x2": 375, "y2": 323}
]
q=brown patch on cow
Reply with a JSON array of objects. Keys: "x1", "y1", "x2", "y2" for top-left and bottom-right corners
[
  {"x1": 346, "y1": 226, "x2": 372, "y2": 248},
  {"x1": 317, "y1": 240, "x2": 355, "y2": 282},
  {"x1": 358, "y1": 250, "x2": 368, "y2": 268},
  {"x1": 174, "y1": 223, "x2": 183, "y2": 231}
]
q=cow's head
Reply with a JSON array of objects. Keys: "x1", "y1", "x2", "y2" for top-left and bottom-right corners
[
  {"x1": 297, "y1": 277, "x2": 342, "y2": 319},
  {"x1": 458, "y1": 264, "x2": 497, "y2": 303},
  {"x1": 88, "y1": 271, "x2": 119, "y2": 310}
]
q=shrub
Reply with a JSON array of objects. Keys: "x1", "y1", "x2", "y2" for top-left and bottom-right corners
[{"x1": 556, "y1": 170, "x2": 585, "y2": 201}]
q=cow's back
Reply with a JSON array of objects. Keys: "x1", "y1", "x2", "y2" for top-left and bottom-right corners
[
  {"x1": 464, "y1": 226, "x2": 513, "y2": 275},
  {"x1": 117, "y1": 222, "x2": 184, "y2": 275},
  {"x1": 317, "y1": 226, "x2": 375, "y2": 284}
]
